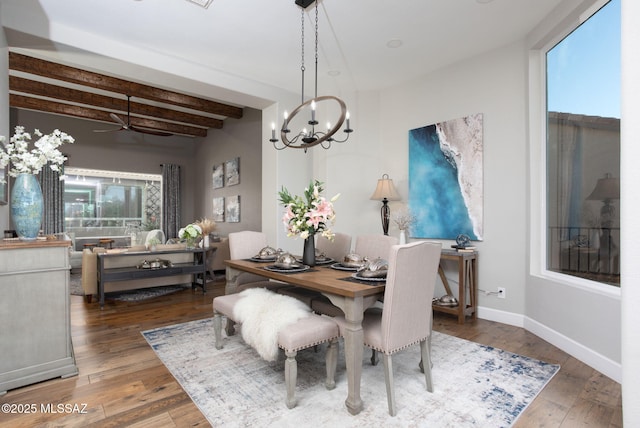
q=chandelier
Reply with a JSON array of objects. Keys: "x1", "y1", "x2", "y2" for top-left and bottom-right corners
[{"x1": 270, "y1": 0, "x2": 353, "y2": 151}]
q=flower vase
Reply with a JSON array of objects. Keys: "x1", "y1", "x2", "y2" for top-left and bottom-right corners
[
  {"x1": 399, "y1": 229, "x2": 407, "y2": 245},
  {"x1": 302, "y1": 234, "x2": 316, "y2": 267},
  {"x1": 186, "y1": 237, "x2": 197, "y2": 249},
  {"x1": 10, "y1": 173, "x2": 44, "y2": 240}
]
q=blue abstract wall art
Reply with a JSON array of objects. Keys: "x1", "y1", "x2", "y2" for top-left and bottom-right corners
[{"x1": 409, "y1": 113, "x2": 484, "y2": 240}]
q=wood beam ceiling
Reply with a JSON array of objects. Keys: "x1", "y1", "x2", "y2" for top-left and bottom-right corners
[{"x1": 8, "y1": 52, "x2": 244, "y2": 138}]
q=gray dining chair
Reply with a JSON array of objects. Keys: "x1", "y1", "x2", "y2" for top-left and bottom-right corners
[
  {"x1": 227, "y1": 231, "x2": 288, "y2": 293},
  {"x1": 311, "y1": 234, "x2": 397, "y2": 317},
  {"x1": 316, "y1": 232, "x2": 352, "y2": 262},
  {"x1": 334, "y1": 241, "x2": 442, "y2": 416}
]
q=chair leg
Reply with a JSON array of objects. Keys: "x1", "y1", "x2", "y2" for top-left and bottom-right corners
[
  {"x1": 382, "y1": 353, "x2": 397, "y2": 416},
  {"x1": 213, "y1": 313, "x2": 223, "y2": 350},
  {"x1": 284, "y1": 350, "x2": 298, "y2": 409},
  {"x1": 371, "y1": 349, "x2": 379, "y2": 366},
  {"x1": 420, "y1": 340, "x2": 434, "y2": 392},
  {"x1": 325, "y1": 339, "x2": 338, "y2": 390},
  {"x1": 225, "y1": 318, "x2": 236, "y2": 337},
  {"x1": 418, "y1": 334, "x2": 433, "y2": 373}
]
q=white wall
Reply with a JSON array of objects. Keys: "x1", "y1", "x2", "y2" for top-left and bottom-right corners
[{"x1": 621, "y1": 0, "x2": 640, "y2": 424}]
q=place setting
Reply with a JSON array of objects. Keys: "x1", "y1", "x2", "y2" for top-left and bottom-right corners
[{"x1": 334, "y1": 253, "x2": 389, "y2": 284}]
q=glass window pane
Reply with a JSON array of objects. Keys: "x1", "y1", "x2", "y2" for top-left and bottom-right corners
[
  {"x1": 63, "y1": 168, "x2": 162, "y2": 248},
  {"x1": 546, "y1": 0, "x2": 620, "y2": 286}
]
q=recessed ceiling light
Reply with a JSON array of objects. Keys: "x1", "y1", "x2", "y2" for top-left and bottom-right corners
[{"x1": 386, "y1": 39, "x2": 403, "y2": 49}]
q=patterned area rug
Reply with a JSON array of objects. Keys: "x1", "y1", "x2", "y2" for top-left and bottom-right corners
[
  {"x1": 69, "y1": 272, "x2": 225, "y2": 300},
  {"x1": 142, "y1": 318, "x2": 560, "y2": 427}
]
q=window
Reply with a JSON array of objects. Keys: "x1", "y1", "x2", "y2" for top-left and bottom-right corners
[
  {"x1": 64, "y1": 167, "x2": 162, "y2": 244},
  {"x1": 545, "y1": 0, "x2": 620, "y2": 286}
]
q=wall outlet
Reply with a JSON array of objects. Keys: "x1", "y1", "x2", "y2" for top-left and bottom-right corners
[{"x1": 498, "y1": 287, "x2": 506, "y2": 299}]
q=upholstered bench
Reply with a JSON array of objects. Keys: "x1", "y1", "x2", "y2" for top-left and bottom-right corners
[{"x1": 212, "y1": 290, "x2": 340, "y2": 408}]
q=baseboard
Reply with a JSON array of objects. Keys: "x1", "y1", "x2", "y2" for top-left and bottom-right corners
[
  {"x1": 523, "y1": 317, "x2": 621, "y2": 383},
  {"x1": 477, "y1": 306, "x2": 525, "y2": 327},
  {"x1": 477, "y1": 305, "x2": 621, "y2": 383}
]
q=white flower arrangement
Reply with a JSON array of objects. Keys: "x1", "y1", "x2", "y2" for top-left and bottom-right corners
[
  {"x1": 0, "y1": 126, "x2": 75, "y2": 183},
  {"x1": 179, "y1": 223, "x2": 203, "y2": 240}
]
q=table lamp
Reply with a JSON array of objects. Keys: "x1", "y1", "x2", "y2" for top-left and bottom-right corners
[{"x1": 370, "y1": 174, "x2": 401, "y2": 235}]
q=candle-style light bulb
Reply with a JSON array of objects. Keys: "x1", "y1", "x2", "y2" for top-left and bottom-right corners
[
  {"x1": 271, "y1": 122, "x2": 276, "y2": 140},
  {"x1": 346, "y1": 111, "x2": 351, "y2": 130},
  {"x1": 326, "y1": 122, "x2": 331, "y2": 131},
  {"x1": 283, "y1": 111, "x2": 289, "y2": 129},
  {"x1": 310, "y1": 100, "x2": 316, "y2": 123}
]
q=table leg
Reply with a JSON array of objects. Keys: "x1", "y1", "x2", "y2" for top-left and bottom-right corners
[
  {"x1": 325, "y1": 294, "x2": 379, "y2": 415},
  {"x1": 457, "y1": 260, "x2": 465, "y2": 324}
]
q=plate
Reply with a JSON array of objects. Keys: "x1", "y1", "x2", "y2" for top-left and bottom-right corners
[
  {"x1": 249, "y1": 256, "x2": 277, "y2": 263},
  {"x1": 264, "y1": 264, "x2": 310, "y2": 273},
  {"x1": 330, "y1": 263, "x2": 359, "y2": 271},
  {"x1": 351, "y1": 272, "x2": 387, "y2": 282},
  {"x1": 296, "y1": 257, "x2": 334, "y2": 265}
]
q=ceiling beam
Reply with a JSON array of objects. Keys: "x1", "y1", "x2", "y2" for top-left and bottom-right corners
[
  {"x1": 10, "y1": 94, "x2": 208, "y2": 138},
  {"x1": 9, "y1": 52, "x2": 243, "y2": 119},
  {"x1": 9, "y1": 76, "x2": 223, "y2": 129}
]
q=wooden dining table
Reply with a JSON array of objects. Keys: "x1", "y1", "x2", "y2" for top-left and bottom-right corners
[{"x1": 224, "y1": 259, "x2": 385, "y2": 415}]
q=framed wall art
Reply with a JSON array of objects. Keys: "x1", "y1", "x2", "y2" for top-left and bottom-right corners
[
  {"x1": 408, "y1": 113, "x2": 484, "y2": 240},
  {"x1": 212, "y1": 197, "x2": 225, "y2": 222},
  {"x1": 225, "y1": 195, "x2": 240, "y2": 223},
  {"x1": 212, "y1": 163, "x2": 224, "y2": 189},
  {"x1": 225, "y1": 157, "x2": 240, "y2": 186}
]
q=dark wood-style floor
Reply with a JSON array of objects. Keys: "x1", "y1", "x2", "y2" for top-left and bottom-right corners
[{"x1": 1, "y1": 279, "x2": 622, "y2": 427}]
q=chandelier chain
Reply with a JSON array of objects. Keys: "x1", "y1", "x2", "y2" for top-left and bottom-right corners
[{"x1": 314, "y1": 1, "x2": 319, "y2": 98}]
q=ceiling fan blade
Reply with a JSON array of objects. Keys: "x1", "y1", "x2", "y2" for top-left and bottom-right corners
[
  {"x1": 129, "y1": 125, "x2": 173, "y2": 137},
  {"x1": 110, "y1": 112, "x2": 128, "y2": 127},
  {"x1": 93, "y1": 127, "x2": 124, "y2": 133}
]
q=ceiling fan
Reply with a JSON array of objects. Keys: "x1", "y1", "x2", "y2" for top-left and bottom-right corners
[{"x1": 94, "y1": 95, "x2": 172, "y2": 137}]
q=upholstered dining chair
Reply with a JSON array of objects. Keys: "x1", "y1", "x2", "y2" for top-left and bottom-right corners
[
  {"x1": 311, "y1": 234, "x2": 397, "y2": 317},
  {"x1": 316, "y1": 232, "x2": 352, "y2": 262},
  {"x1": 227, "y1": 231, "x2": 288, "y2": 294},
  {"x1": 334, "y1": 241, "x2": 442, "y2": 416},
  {"x1": 354, "y1": 234, "x2": 398, "y2": 260},
  {"x1": 277, "y1": 233, "x2": 353, "y2": 307}
]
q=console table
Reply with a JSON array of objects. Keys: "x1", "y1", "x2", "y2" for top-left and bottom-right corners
[
  {"x1": 433, "y1": 249, "x2": 478, "y2": 324},
  {"x1": 97, "y1": 247, "x2": 214, "y2": 308}
]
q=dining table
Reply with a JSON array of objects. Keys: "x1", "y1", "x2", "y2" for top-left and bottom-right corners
[{"x1": 224, "y1": 258, "x2": 385, "y2": 415}]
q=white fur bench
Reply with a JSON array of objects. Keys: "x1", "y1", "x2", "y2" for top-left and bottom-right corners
[{"x1": 212, "y1": 289, "x2": 339, "y2": 408}]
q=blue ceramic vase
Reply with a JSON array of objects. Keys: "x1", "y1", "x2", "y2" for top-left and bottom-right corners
[{"x1": 10, "y1": 173, "x2": 44, "y2": 240}]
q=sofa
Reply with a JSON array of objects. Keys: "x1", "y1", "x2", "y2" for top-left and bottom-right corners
[
  {"x1": 208, "y1": 237, "x2": 230, "y2": 272},
  {"x1": 80, "y1": 243, "x2": 193, "y2": 303}
]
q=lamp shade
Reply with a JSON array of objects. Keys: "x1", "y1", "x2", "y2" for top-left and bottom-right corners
[
  {"x1": 370, "y1": 174, "x2": 401, "y2": 201},
  {"x1": 586, "y1": 174, "x2": 620, "y2": 201}
]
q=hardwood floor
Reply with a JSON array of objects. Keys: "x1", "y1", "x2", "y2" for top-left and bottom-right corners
[{"x1": 1, "y1": 280, "x2": 622, "y2": 427}]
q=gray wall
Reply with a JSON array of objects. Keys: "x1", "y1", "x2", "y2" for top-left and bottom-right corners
[{"x1": 193, "y1": 107, "x2": 263, "y2": 236}]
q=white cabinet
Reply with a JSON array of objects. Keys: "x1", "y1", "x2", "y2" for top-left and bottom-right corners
[{"x1": 0, "y1": 240, "x2": 78, "y2": 394}]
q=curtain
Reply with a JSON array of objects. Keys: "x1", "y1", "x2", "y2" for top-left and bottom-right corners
[
  {"x1": 162, "y1": 164, "x2": 181, "y2": 239},
  {"x1": 39, "y1": 165, "x2": 64, "y2": 234},
  {"x1": 554, "y1": 117, "x2": 582, "y2": 241}
]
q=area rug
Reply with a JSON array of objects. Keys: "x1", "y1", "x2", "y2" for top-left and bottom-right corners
[
  {"x1": 142, "y1": 318, "x2": 560, "y2": 427},
  {"x1": 70, "y1": 273, "x2": 226, "y2": 301}
]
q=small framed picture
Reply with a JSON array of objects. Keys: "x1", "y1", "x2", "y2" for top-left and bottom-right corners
[
  {"x1": 212, "y1": 163, "x2": 224, "y2": 189},
  {"x1": 212, "y1": 197, "x2": 225, "y2": 222},
  {"x1": 225, "y1": 157, "x2": 240, "y2": 186},
  {"x1": 226, "y1": 195, "x2": 240, "y2": 223}
]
